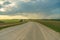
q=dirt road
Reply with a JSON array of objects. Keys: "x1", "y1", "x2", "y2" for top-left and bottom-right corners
[{"x1": 0, "y1": 22, "x2": 60, "y2": 40}]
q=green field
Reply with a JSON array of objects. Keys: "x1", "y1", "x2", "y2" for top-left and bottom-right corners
[
  {"x1": 0, "y1": 19, "x2": 29, "y2": 30},
  {"x1": 30, "y1": 19, "x2": 60, "y2": 32}
]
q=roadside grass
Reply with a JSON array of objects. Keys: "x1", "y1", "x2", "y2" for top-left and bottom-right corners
[
  {"x1": 39, "y1": 21, "x2": 60, "y2": 32},
  {"x1": 0, "y1": 19, "x2": 20, "y2": 23},
  {"x1": 30, "y1": 19, "x2": 60, "y2": 32},
  {"x1": 0, "y1": 19, "x2": 29, "y2": 30}
]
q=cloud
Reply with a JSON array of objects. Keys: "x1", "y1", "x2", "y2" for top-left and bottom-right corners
[
  {"x1": 0, "y1": 1, "x2": 4, "y2": 4},
  {"x1": 46, "y1": 14, "x2": 60, "y2": 19},
  {"x1": 1, "y1": 0, "x2": 60, "y2": 13},
  {"x1": 3, "y1": 1, "x2": 11, "y2": 5},
  {"x1": 0, "y1": 12, "x2": 60, "y2": 19},
  {"x1": 0, "y1": 8, "x2": 6, "y2": 12},
  {"x1": 15, "y1": 13, "x2": 47, "y2": 19},
  {"x1": 40, "y1": 0, "x2": 48, "y2": 3},
  {"x1": 14, "y1": 13, "x2": 60, "y2": 19},
  {"x1": 20, "y1": 0, "x2": 31, "y2": 2},
  {"x1": 14, "y1": 0, "x2": 60, "y2": 13},
  {"x1": 0, "y1": 1, "x2": 17, "y2": 12},
  {"x1": 26, "y1": 14, "x2": 46, "y2": 19},
  {"x1": 4, "y1": 2, "x2": 16, "y2": 8},
  {"x1": 0, "y1": 0, "x2": 60, "y2": 19},
  {"x1": 51, "y1": 8, "x2": 60, "y2": 14}
]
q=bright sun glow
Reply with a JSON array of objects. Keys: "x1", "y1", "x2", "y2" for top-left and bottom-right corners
[
  {"x1": 0, "y1": 15, "x2": 28, "y2": 19},
  {"x1": 0, "y1": 1, "x2": 4, "y2": 4},
  {"x1": 0, "y1": 8, "x2": 6, "y2": 12}
]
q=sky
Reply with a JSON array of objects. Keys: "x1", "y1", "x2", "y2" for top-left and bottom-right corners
[{"x1": 0, "y1": 0, "x2": 60, "y2": 19}]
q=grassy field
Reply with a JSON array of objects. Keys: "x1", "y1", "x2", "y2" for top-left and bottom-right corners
[
  {"x1": 30, "y1": 19, "x2": 60, "y2": 32},
  {"x1": 0, "y1": 19, "x2": 29, "y2": 30}
]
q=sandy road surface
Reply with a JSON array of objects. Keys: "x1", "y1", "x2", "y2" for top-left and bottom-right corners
[{"x1": 0, "y1": 22, "x2": 60, "y2": 40}]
